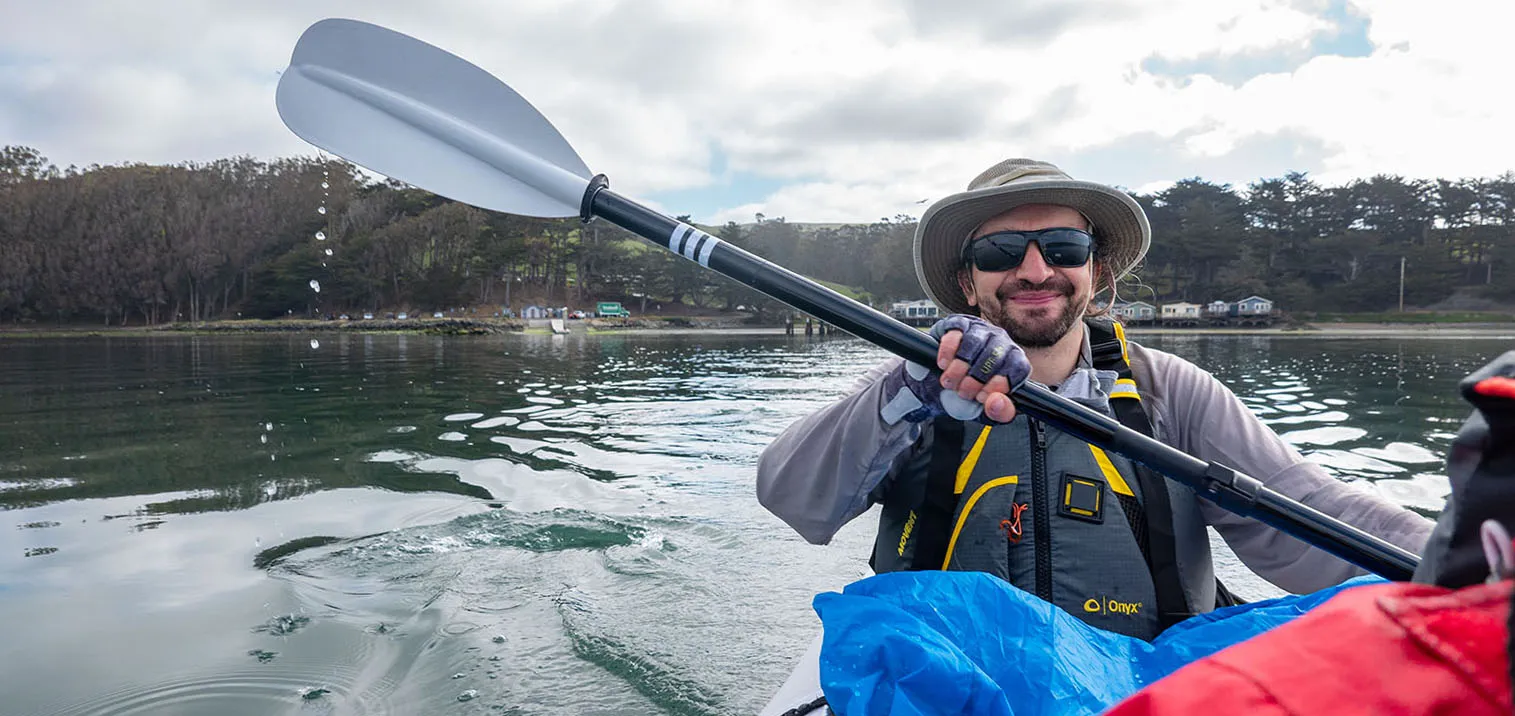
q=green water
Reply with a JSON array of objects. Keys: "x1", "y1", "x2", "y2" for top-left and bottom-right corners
[{"x1": 0, "y1": 331, "x2": 1507, "y2": 714}]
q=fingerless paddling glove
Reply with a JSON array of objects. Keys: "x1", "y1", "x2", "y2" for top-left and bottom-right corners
[{"x1": 879, "y1": 314, "x2": 1031, "y2": 424}]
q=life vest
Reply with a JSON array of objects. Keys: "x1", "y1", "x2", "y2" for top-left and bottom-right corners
[{"x1": 869, "y1": 317, "x2": 1203, "y2": 638}]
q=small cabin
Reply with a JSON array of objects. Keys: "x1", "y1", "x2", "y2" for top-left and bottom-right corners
[
  {"x1": 889, "y1": 300, "x2": 940, "y2": 327},
  {"x1": 1231, "y1": 295, "x2": 1274, "y2": 316},
  {"x1": 1112, "y1": 300, "x2": 1155, "y2": 323},
  {"x1": 522, "y1": 304, "x2": 548, "y2": 319},
  {"x1": 1206, "y1": 300, "x2": 1230, "y2": 316},
  {"x1": 1161, "y1": 302, "x2": 1201, "y2": 319}
]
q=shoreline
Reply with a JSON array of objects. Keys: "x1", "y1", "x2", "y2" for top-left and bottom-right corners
[
  {"x1": 1129, "y1": 323, "x2": 1515, "y2": 338},
  {"x1": 3, "y1": 319, "x2": 1514, "y2": 340}
]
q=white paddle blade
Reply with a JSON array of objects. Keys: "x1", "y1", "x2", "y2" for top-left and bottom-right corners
[{"x1": 276, "y1": 18, "x2": 591, "y2": 218}]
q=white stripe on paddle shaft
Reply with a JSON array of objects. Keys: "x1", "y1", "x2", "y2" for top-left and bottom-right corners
[{"x1": 667, "y1": 223, "x2": 723, "y2": 268}]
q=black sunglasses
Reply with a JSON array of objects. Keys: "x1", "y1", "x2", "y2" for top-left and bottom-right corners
[{"x1": 962, "y1": 228, "x2": 1097, "y2": 272}]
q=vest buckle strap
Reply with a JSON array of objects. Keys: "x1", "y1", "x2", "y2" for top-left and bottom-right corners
[{"x1": 1089, "y1": 338, "x2": 1125, "y2": 364}]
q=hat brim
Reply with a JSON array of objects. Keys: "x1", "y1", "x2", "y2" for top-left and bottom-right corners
[{"x1": 913, "y1": 179, "x2": 1151, "y2": 317}]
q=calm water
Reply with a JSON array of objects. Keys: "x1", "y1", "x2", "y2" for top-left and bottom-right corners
[{"x1": 0, "y1": 331, "x2": 1508, "y2": 715}]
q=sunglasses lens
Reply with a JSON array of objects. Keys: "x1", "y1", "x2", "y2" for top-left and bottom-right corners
[
  {"x1": 1041, "y1": 240, "x2": 1091, "y2": 267},
  {"x1": 972, "y1": 238, "x2": 1025, "y2": 272}
]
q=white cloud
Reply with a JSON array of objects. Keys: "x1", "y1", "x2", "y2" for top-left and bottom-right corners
[{"x1": 0, "y1": 0, "x2": 1511, "y2": 224}]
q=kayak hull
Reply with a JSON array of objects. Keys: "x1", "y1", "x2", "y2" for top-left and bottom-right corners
[{"x1": 757, "y1": 634, "x2": 824, "y2": 716}]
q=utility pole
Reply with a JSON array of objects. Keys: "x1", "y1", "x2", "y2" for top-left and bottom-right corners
[{"x1": 1399, "y1": 256, "x2": 1406, "y2": 313}]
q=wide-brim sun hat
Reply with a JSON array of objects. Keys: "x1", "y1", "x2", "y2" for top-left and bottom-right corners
[{"x1": 913, "y1": 158, "x2": 1151, "y2": 316}]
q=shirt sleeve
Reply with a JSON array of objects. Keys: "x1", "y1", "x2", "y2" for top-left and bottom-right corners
[
  {"x1": 755, "y1": 357, "x2": 921, "y2": 545},
  {"x1": 1129, "y1": 343, "x2": 1434, "y2": 593}
]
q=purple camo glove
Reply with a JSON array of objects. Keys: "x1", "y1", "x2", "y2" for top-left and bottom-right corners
[
  {"x1": 930, "y1": 314, "x2": 1032, "y2": 390},
  {"x1": 878, "y1": 314, "x2": 1030, "y2": 424}
]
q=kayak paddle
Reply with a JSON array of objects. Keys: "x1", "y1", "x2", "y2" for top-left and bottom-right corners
[{"x1": 275, "y1": 18, "x2": 1419, "y2": 581}]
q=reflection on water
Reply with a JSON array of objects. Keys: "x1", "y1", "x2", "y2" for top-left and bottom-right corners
[
  {"x1": 1138, "y1": 333, "x2": 1495, "y2": 515},
  {"x1": 0, "y1": 331, "x2": 1505, "y2": 714}
]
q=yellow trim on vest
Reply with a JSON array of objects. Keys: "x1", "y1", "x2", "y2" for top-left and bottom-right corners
[
  {"x1": 1111, "y1": 378, "x2": 1141, "y2": 401},
  {"x1": 1112, "y1": 321, "x2": 1132, "y2": 366},
  {"x1": 1063, "y1": 480, "x2": 1100, "y2": 516},
  {"x1": 954, "y1": 425, "x2": 994, "y2": 495},
  {"x1": 1088, "y1": 445, "x2": 1135, "y2": 496},
  {"x1": 941, "y1": 475, "x2": 1019, "y2": 570}
]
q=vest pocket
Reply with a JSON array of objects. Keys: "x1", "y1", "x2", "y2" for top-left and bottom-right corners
[
  {"x1": 941, "y1": 475, "x2": 1020, "y2": 575},
  {"x1": 1047, "y1": 473, "x2": 1161, "y2": 640}
]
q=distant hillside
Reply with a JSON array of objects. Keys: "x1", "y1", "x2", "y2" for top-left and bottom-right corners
[{"x1": 1, "y1": 144, "x2": 1510, "y2": 325}]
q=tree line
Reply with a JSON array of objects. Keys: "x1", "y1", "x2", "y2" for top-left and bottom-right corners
[{"x1": 1, "y1": 144, "x2": 1511, "y2": 326}]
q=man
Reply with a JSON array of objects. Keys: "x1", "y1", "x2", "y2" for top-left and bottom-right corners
[{"x1": 756, "y1": 158, "x2": 1433, "y2": 640}]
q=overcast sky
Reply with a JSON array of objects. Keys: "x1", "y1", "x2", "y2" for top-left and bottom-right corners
[{"x1": 2, "y1": 0, "x2": 1511, "y2": 224}]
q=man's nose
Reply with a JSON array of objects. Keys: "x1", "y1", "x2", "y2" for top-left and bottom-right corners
[{"x1": 1015, "y1": 241, "x2": 1056, "y2": 283}]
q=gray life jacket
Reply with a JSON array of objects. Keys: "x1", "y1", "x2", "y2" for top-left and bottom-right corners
[{"x1": 868, "y1": 317, "x2": 1228, "y2": 640}]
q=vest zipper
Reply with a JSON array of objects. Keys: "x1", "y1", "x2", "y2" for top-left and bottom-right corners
[{"x1": 1030, "y1": 418, "x2": 1051, "y2": 602}]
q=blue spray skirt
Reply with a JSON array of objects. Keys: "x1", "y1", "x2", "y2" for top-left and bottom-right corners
[{"x1": 813, "y1": 571, "x2": 1381, "y2": 715}]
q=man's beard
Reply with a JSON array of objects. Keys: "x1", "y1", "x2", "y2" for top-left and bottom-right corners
[{"x1": 978, "y1": 276, "x2": 1087, "y2": 349}]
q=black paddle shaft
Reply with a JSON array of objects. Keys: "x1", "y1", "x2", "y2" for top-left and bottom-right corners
[{"x1": 587, "y1": 183, "x2": 1419, "y2": 581}]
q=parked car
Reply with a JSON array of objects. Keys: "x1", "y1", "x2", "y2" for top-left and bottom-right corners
[
  {"x1": 396, "y1": 312, "x2": 408, "y2": 320},
  {"x1": 432, "y1": 311, "x2": 444, "y2": 318},
  {"x1": 569, "y1": 310, "x2": 587, "y2": 319},
  {"x1": 362, "y1": 312, "x2": 374, "y2": 320}
]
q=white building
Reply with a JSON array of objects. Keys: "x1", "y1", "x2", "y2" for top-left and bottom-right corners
[
  {"x1": 889, "y1": 300, "x2": 939, "y2": 320},
  {"x1": 1161, "y1": 302, "x2": 1201, "y2": 320},
  {"x1": 889, "y1": 300, "x2": 940, "y2": 326}
]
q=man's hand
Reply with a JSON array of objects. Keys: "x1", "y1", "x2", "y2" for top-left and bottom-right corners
[{"x1": 932, "y1": 315, "x2": 1029, "y2": 423}]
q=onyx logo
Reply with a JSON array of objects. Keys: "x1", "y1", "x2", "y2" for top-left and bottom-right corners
[{"x1": 1083, "y1": 596, "x2": 1142, "y2": 616}]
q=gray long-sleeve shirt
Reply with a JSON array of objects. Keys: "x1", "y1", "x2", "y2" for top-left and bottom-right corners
[{"x1": 756, "y1": 340, "x2": 1433, "y2": 594}]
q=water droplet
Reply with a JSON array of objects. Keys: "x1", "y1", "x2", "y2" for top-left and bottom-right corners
[
  {"x1": 324, "y1": 249, "x2": 333, "y2": 256},
  {"x1": 265, "y1": 423, "x2": 273, "y2": 431},
  {"x1": 491, "y1": 635, "x2": 505, "y2": 643},
  {"x1": 321, "y1": 181, "x2": 329, "y2": 189},
  {"x1": 451, "y1": 673, "x2": 465, "y2": 680},
  {"x1": 260, "y1": 434, "x2": 268, "y2": 444},
  {"x1": 315, "y1": 231, "x2": 326, "y2": 241},
  {"x1": 317, "y1": 206, "x2": 327, "y2": 215},
  {"x1": 309, "y1": 280, "x2": 321, "y2": 293},
  {"x1": 457, "y1": 690, "x2": 478, "y2": 702},
  {"x1": 309, "y1": 339, "x2": 321, "y2": 350}
]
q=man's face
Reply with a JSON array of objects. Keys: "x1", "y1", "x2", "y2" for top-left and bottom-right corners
[{"x1": 958, "y1": 204, "x2": 1097, "y2": 349}]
